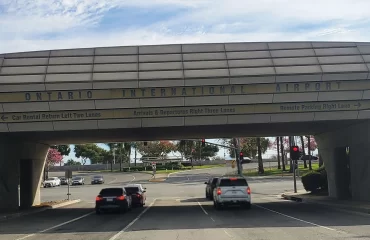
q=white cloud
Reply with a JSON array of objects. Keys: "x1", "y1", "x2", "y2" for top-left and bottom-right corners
[{"x1": 0, "y1": 0, "x2": 370, "y2": 53}]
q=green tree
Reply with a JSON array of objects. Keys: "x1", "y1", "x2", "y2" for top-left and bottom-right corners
[
  {"x1": 64, "y1": 159, "x2": 81, "y2": 166},
  {"x1": 74, "y1": 144, "x2": 103, "y2": 165},
  {"x1": 227, "y1": 137, "x2": 270, "y2": 159},
  {"x1": 176, "y1": 140, "x2": 196, "y2": 160},
  {"x1": 192, "y1": 142, "x2": 219, "y2": 160},
  {"x1": 51, "y1": 145, "x2": 70, "y2": 156}
]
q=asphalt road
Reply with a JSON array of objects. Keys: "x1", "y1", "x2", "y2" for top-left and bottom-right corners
[{"x1": 1, "y1": 167, "x2": 370, "y2": 240}]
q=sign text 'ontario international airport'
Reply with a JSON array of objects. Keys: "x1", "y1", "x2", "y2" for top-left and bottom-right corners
[{"x1": 0, "y1": 80, "x2": 367, "y2": 103}]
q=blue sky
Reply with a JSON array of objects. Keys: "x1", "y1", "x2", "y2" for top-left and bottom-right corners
[{"x1": 1, "y1": 0, "x2": 370, "y2": 53}]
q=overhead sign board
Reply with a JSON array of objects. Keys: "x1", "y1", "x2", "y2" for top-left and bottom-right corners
[
  {"x1": 0, "y1": 80, "x2": 365, "y2": 103},
  {"x1": 0, "y1": 100, "x2": 368, "y2": 123}
]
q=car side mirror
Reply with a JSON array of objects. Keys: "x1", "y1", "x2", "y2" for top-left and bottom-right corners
[{"x1": 204, "y1": 182, "x2": 208, "y2": 184}]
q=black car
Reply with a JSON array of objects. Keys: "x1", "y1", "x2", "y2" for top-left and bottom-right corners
[
  {"x1": 95, "y1": 188, "x2": 132, "y2": 214},
  {"x1": 91, "y1": 175, "x2": 104, "y2": 184},
  {"x1": 124, "y1": 184, "x2": 146, "y2": 207},
  {"x1": 205, "y1": 177, "x2": 219, "y2": 200},
  {"x1": 300, "y1": 155, "x2": 318, "y2": 160}
]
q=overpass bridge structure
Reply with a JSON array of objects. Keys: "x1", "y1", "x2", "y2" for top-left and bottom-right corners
[{"x1": 1, "y1": 41, "x2": 370, "y2": 210}]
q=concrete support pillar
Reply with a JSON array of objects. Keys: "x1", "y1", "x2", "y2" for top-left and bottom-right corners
[
  {"x1": 315, "y1": 120, "x2": 370, "y2": 201},
  {"x1": 0, "y1": 140, "x2": 48, "y2": 211},
  {"x1": 0, "y1": 142, "x2": 19, "y2": 212},
  {"x1": 19, "y1": 143, "x2": 48, "y2": 209}
]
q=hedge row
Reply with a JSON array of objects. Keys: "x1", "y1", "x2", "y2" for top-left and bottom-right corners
[{"x1": 301, "y1": 165, "x2": 328, "y2": 192}]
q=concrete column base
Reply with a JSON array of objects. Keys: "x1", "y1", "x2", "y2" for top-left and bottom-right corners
[
  {"x1": 316, "y1": 120, "x2": 370, "y2": 201},
  {"x1": 0, "y1": 140, "x2": 48, "y2": 211}
]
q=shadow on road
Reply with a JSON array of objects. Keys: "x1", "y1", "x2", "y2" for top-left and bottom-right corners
[{"x1": 1, "y1": 198, "x2": 370, "y2": 235}]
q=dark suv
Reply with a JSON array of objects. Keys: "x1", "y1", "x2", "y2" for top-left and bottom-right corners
[
  {"x1": 205, "y1": 177, "x2": 219, "y2": 200},
  {"x1": 95, "y1": 188, "x2": 132, "y2": 214}
]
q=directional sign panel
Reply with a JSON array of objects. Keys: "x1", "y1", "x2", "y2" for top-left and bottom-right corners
[{"x1": 0, "y1": 100, "x2": 369, "y2": 123}]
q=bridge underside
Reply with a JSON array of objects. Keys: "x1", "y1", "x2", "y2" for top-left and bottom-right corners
[{"x1": 1, "y1": 119, "x2": 361, "y2": 144}]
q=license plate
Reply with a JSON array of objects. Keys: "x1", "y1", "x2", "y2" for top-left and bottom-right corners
[{"x1": 106, "y1": 198, "x2": 113, "y2": 202}]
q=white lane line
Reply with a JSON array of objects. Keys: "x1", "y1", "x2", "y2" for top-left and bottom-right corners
[
  {"x1": 128, "y1": 175, "x2": 136, "y2": 183},
  {"x1": 15, "y1": 212, "x2": 94, "y2": 240},
  {"x1": 108, "y1": 177, "x2": 118, "y2": 184},
  {"x1": 253, "y1": 204, "x2": 343, "y2": 232},
  {"x1": 223, "y1": 229, "x2": 233, "y2": 238},
  {"x1": 109, "y1": 198, "x2": 156, "y2": 240},
  {"x1": 197, "y1": 201, "x2": 208, "y2": 215},
  {"x1": 210, "y1": 217, "x2": 215, "y2": 222}
]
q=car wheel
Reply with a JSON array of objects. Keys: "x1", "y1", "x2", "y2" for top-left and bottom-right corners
[{"x1": 95, "y1": 208, "x2": 101, "y2": 215}]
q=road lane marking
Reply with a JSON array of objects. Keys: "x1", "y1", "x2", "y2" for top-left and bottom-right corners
[
  {"x1": 108, "y1": 177, "x2": 117, "y2": 184},
  {"x1": 109, "y1": 198, "x2": 157, "y2": 240},
  {"x1": 210, "y1": 217, "x2": 216, "y2": 222},
  {"x1": 129, "y1": 175, "x2": 136, "y2": 183},
  {"x1": 197, "y1": 201, "x2": 208, "y2": 215},
  {"x1": 253, "y1": 204, "x2": 344, "y2": 232},
  {"x1": 15, "y1": 211, "x2": 94, "y2": 240},
  {"x1": 223, "y1": 229, "x2": 233, "y2": 238}
]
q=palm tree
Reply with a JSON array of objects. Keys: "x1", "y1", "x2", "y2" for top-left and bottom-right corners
[
  {"x1": 124, "y1": 142, "x2": 133, "y2": 167},
  {"x1": 300, "y1": 136, "x2": 307, "y2": 168},
  {"x1": 257, "y1": 137, "x2": 264, "y2": 174},
  {"x1": 280, "y1": 136, "x2": 286, "y2": 171}
]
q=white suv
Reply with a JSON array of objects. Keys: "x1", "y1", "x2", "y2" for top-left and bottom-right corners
[{"x1": 213, "y1": 176, "x2": 251, "y2": 210}]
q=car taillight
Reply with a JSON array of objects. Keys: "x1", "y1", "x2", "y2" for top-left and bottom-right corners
[
  {"x1": 95, "y1": 196, "x2": 103, "y2": 201},
  {"x1": 116, "y1": 195, "x2": 125, "y2": 201},
  {"x1": 136, "y1": 194, "x2": 141, "y2": 198},
  {"x1": 247, "y1": 187, "x2": 251, "y2": 195},
  {"x1": 217, "y1": 188, "x2": 222, "y2": 195}
]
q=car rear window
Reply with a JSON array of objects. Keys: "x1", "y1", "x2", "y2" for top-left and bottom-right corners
[
  {"x1": 125, "y1": 187, "x2": 140, "y2": 194},
  {"x1": 219, "y1": 178, "x2": 248, "y2": 186},
  {"x1": 99, "y1": 188, "x2": 123, "y2": 196}
]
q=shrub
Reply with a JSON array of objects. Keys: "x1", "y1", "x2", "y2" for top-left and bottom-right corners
[
  {"x1": 301, "y1": 171, "x2": 322, "y2": 192},
  {"x1": 301, "y1": 166, "x2": 328, "y2": 192}
]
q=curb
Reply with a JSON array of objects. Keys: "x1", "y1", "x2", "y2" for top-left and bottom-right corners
[
  {"x1": 50, "y1": 199, "x2": 81, "y2": 209},
  {"x1": 148, "y1": 178, "x2": 166, "y2": 182},
  {"x1": 281, "y1": 194, "x2": 303, "y2": 202},
  {"x1": 0, "y1": 199, "x2": 81, "y2": 221}
]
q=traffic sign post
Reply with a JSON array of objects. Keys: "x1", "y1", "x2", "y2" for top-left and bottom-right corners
[{"x1": 65, "y1": 169, "x2": 72, "y2": 200}]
